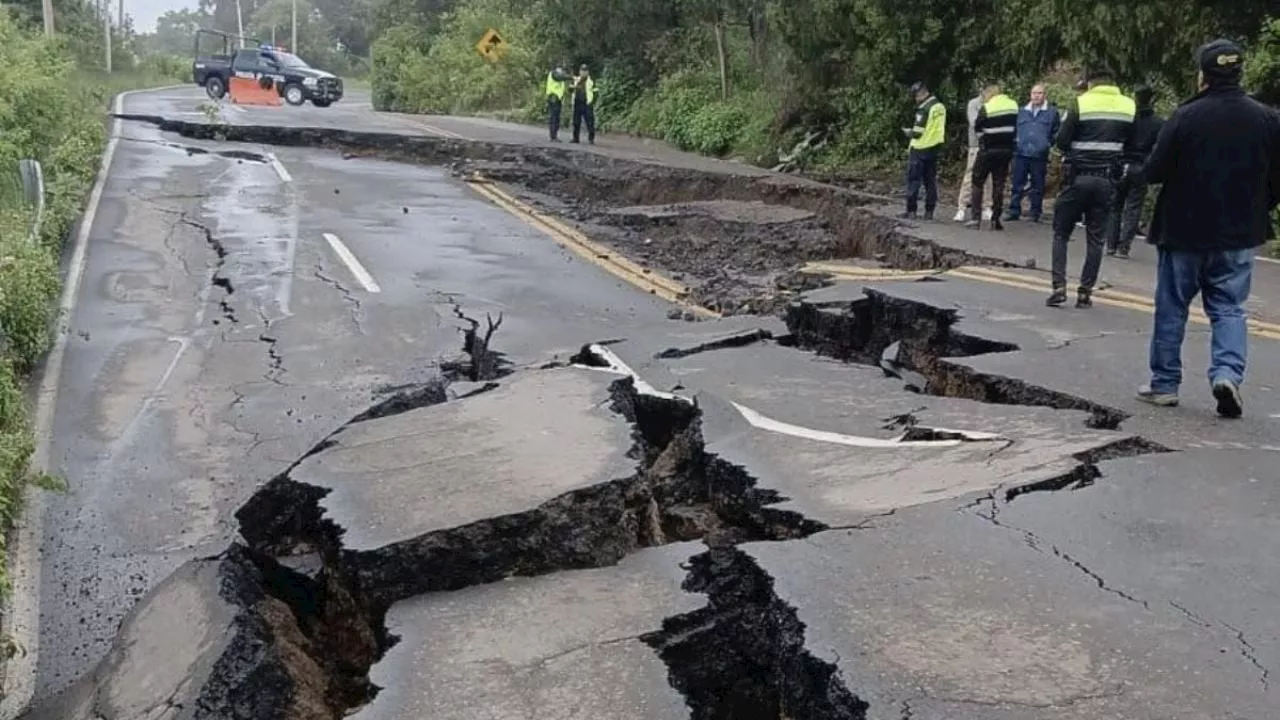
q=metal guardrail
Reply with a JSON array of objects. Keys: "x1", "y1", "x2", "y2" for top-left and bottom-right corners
[{"x1": 0, "y1": 159, "x2": 45, "y2": 243}]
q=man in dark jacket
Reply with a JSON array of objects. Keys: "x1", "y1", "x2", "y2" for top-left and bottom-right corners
[
  {"x1": 1106, "y1": 84, "x2": 1164, "y2": 258},
  {"x1": 1136, "y1": 40, "x2": 1280, "y2": 418},
  {"x1": 1004, "y1": 83, "x2": 1059, "y2": 223}
]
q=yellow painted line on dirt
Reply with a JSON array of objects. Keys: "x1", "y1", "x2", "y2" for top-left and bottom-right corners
[
  {"x1": 802, "y1": 262, "x2": 945, "y2": 280},
  {"x1": 466, "y1": 176, "x2": 720, "y2": 318}
]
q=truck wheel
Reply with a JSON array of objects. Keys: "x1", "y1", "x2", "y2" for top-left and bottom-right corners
[
  {"x1": 283, "y1": 83, "x2": 306, "y2": 106},
  {"x1": 311, "y1": 99, "x2": 331, "y2": 108},
  {"x1": 205, "y1": 77, "x2": 226, "y2": 100}
]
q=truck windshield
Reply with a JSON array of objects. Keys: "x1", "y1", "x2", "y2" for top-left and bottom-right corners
[{"x1": 273, "y1": 52, "x2": 310, "y2": 69}]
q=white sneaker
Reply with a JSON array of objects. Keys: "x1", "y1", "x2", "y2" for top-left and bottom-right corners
[
  {"x1": 981, "y1": 208, "x2": 993, "y2": 221},
  {"x1": 953, "y1": 209, "x2": 966, "y2": 222}
]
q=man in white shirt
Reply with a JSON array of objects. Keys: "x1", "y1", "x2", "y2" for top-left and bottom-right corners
[{"x1": 955, "y1": 88, "x2": 994, "y2": 222}]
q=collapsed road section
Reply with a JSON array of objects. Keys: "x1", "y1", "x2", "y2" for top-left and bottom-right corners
[
  {"x1": 112, "y1": 113, "x2": 1012, "y2": 316},
  {"x1": 22, "y1": 355, "x2": 868, "y2": 720}
]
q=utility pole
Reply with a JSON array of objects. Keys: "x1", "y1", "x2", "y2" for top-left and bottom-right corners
[
  {"x1": 103, "y1": 0, "x2": 112, "y2": 72},
  {"x1": 235, "y1": 0, "x2": 245, "y2": 48},
  {"x1": 118, "y1": 0, "x2": 124, "y2": 31},
  {"x1": 41, "y1": 0, "x2": 54, "y2": 36},
  {"x1": 291, "y1": 0, "x2": 297, "y2": 52}
]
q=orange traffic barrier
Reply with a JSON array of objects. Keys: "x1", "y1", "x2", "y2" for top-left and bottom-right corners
[{"x1": 228, "y1": 75, "x2": 281, "y2": 106}]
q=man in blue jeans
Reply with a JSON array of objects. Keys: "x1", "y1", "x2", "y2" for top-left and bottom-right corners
[
  {"x1": 1004, "y1": 83, "x2": 1059, "y2": 223},
  {"x1": 1137, "y1": 39, "x2": 1280, "y2": 418}
]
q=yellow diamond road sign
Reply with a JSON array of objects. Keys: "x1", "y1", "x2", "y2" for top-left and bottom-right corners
[{"x1": 476, "y1": 28, "x2": 507, "y2": 61}]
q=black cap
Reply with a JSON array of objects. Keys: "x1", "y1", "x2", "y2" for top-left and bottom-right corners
[
  {"x1": 1134, "y1": 83, "x2": 1154, "y2": 106},
  {"x1": 908, "y1": 81, "x2": 926, "y2": 94},
  {"x1": 1073, "y1": 78, "x2": 1088, "y2": 92},
  {"x1": 1198, "y1": 39, "x2": 1244, "y2": 77},
  {"x1": 1085, "y1": 64, "x2": 1115, "y2": 82}
]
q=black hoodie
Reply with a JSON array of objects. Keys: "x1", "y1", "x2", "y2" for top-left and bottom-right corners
[{"x1": 1126, "y1": 104, "x2": 1164, "y2": 164}]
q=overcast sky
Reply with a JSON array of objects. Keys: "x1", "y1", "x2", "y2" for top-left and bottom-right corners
[{"x1": 128, "y1": 0, "x2": 196, "y2": 33}]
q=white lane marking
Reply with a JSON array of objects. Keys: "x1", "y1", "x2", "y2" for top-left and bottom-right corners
[
  {"x1": 0, "y1": 86, "x2": 137, "y2": 720},
  {"x1": 266, "y1": 152, "x2": 292, "y2": 183},
  {"x1": 573, "y1": 344, "x2": 685, "y2": 401},
  {"x1": 730, "y1": 402, "x2": 1002, "y2": 448},
  {"x1": 322, "y1": 233, "x2": 381, "y2": 293},
  {"x1": 575, "y1": 344, "x2": 1001, "y2": 447}
]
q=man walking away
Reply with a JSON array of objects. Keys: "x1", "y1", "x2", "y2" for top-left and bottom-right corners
[
  {"x1": 900, "y1": 81, "x2": 946, "y2": 220},
  {"x1": 1005, "y1": 83, "x2": 1059, "y2": 223},
  {"x1": 955, "y1": 86, "x2": 993, "y2": 222},
  {"x1": 571, "y1": 64, "x2": 597, "y2": 144},
  {"x1": 545, "y1": 65, "x2": 571, "y2": 141},
  {"x1": 1105, "y1": 84, "x2": 1163, "y2": 258},
  {"x1": 965, "y1": 84, "x2": 1018, "y2": 231},
  {"x1": 1136, "y1": 40, "x2": 1280, "y2": 418},
  {"x1": 1047, "y1": 66, "x2": 1136, "y2": 308}
]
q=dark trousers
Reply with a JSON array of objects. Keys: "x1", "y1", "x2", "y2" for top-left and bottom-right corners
[
  {"x1": 1007, "y1": 154, "x2": 1048, "y2": 219},
  {"x1": 547, "y1": 97, "x2": 562, "y2": 140},
  {"x1": 904, "y1": 148, "x2": 939, "y2": 214},
  {"x1": 1107, "y1": 163, "x2": 1148, "y2": 254},
  {"x1": 572, "y1": 101, "x2": 596, "y2": 142},
  {"x1": 1051, "y1": 172, "x2": 1115, "y2": 290},
  {"x1": 970, "y1": 149, "x2": 1011, "y2": 222}
]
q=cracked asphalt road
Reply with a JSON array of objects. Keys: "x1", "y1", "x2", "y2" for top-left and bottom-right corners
[{"x1": 9, "y1": 86, "x2": 1280, "y2": 719}]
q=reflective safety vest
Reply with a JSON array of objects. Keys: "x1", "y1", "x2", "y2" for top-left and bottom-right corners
[
  {"x1": 977, "y1": 93, "x2": 1018, "y2": 151},
  {"x1": 575, "y1": 76, "x2": 596, "y2": 105},
  {"x1": 909, "y1": 96, "x2": 946, "y2": 151},
  {"x1": 546, "y1": 72, "x2": 567, "y2": 101},
  {"x1": 1065, "y1": 85, "x2": 1136, "y2": 169}
]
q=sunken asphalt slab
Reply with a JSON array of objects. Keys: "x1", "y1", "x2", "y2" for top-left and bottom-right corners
[{"x1": 14, "y1": 85, "x2": 1280, "y2": 719}]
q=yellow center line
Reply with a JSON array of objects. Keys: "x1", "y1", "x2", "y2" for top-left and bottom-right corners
[
  {"x1": 807, "y1": 262, "x2": 1280, "y2": 341},
  {"x1": 466, "y1": 175, "x2": 720, "y2": 318}
]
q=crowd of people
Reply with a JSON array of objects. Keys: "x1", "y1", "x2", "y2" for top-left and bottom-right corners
[{"x1": 902, "y1": 40, "x2": 1280, "y2": 418}]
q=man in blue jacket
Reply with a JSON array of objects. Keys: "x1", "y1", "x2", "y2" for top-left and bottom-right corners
[{"x1": 1004, "y1": 84, "x2": 1060, "y2": 223}]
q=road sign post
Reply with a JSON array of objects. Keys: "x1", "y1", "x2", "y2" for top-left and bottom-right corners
[{"x1": 475, "y1": 28, "x2": 508, "y2": 62}]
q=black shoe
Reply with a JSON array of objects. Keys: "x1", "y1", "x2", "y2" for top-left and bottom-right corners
[
  {"x1": 588, "y1": 138, "x2": 595, "y2": 145},
  {"x1": 1003, "y1": 213, "x2": 1019, "y2": 222},
  {"x1": 1115, "y1": 250, "x2": 1130, "y2": 260},
  {"x1": 570, "y1": 138, "x2": 580, "y2": 143},
  {"x1": 923, "y1": 210, "x2": 934, "y2": 220},
  {"x1": 1076, "y1": 288, "x2": 1093, "y2": 308},
  {"x1": 898, "y1": 211, "x2": 918, "y2": 220},
  {"x1": 1046, "y1": 288, "x2": 1068, "y2": 307},
  {"x1": 991, "y1": 218, "x2": 1004, "y2": 231},
  {"x1": 1212, "y1": 379, "x2": 1243, "y2": 418},
  {"x1": 1030, "y1": 216, "x2": 1041, "y2": 223}
]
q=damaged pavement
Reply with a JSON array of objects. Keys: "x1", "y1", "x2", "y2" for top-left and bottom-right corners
[{"x1": 12, "y1": 87, "x2": 1280, "y2": 719}]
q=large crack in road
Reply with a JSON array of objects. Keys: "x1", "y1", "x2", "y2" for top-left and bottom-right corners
[{"x1": 26, "y1": 113, "x2": 1227, "y2": 718}]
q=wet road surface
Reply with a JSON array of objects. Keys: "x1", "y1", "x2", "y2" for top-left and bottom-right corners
[{"x1": 8, "y1": 85, "x2": 1280, "y2": 719}]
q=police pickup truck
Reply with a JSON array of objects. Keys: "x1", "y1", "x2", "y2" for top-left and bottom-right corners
[{"x1": 193, "y1": 42, "x2": 344, "y2": 107}]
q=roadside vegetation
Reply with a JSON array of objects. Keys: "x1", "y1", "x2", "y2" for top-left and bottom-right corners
[{"x1": 0, "y1": 3, "x2": 185, "y2": 598}]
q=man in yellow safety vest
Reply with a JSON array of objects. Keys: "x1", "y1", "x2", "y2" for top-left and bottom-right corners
[
  {"x1": 571, "y1": 64, "x2": 597, "y2": 144},
  {"x1": 545, "y1": 65, "x2": 571, "y2": 142}
]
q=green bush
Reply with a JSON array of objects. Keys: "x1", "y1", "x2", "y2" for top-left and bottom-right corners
[
  {"x1": 371, "y1": 0, "x2": 540, "y2": 114},
  {"x1": 0, "y1": 11, "x2": 184, "y2": 595}
]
